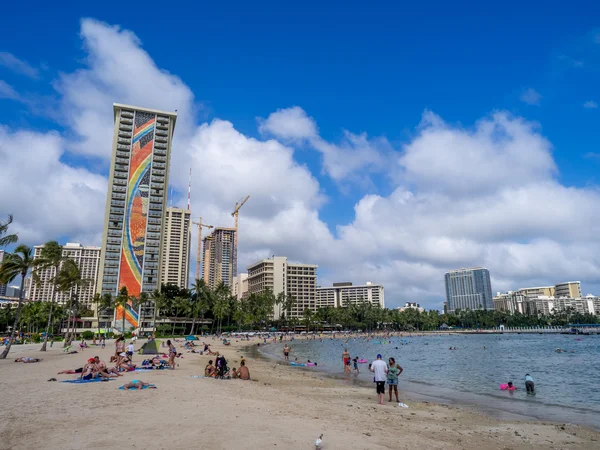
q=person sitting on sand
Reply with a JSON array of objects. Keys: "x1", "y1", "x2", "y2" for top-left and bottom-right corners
[
  {"x1": 231, "y1": 367, "x2": 239, "y2": 379},
  {"x1": 80, "y1": 359, "x2": 98, "y2": 380},
  {"x1": 14, "y1": 357, "x2": 42, "y2": 363},
  {"x1": 238, "y1": 360, "x2": 250, "y2": 380},
  {"x1": 94, "y1": 356, "x2": 121, "y2": 377},
  {"x1": 205, "y1": 360, "x2": 216, "y2": 377},
  {"x1": 122, "y1": 380, "x2": 156, "y2": 390}
]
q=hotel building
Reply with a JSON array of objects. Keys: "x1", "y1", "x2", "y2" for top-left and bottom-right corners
[
  {"x1": 444, "y1": 267, "x2": 493, "y2": 312},
  {"x1": 316, "y1": 282, "x2": 385, "y2": 309},
  {"x1": 28, "y1": 243, "x2": 101, "y2": 307},
  {"x1": 97, "y1": 104, "x2": 177, "y2": 330},
  {"x1": 160, "y1": 207, "x2": 192, "y2": 289},
  {"x1": 247, "y1": 256, "x2": 317, "y2": 319},
  {"x1": 202, "y1": 228, "x2": 236, "y2": 290}
]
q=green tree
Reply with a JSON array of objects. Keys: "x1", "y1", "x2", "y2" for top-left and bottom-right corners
[
  {"x1": 114, "y1": 287, "x2": 130, "y2": 334},
  {"x1": 0, "y1": 245, "x2": 34, "y2": 359},
  {"x1": 56, "y1": 259, "x2": 91, "y2": 345},
  {"x1": 34, "y1": 241, "x2": 65, "y2": 351},
  {"x1": 0, "y1": 215, "x2": 18, "y2": 247}
]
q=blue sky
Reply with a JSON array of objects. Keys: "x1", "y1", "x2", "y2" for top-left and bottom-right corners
[{"x1": 1, "y1": 1, "x2": 600, "y2": 308}]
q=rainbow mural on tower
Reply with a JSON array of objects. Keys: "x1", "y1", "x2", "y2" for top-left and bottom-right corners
[{"x1": 115, "y1": 111, "x2": 156, "y2": 329}]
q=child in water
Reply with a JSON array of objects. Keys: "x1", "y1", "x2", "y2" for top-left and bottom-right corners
[{"x1": 352, "y1": 357, "x2": 359, "y2": 374}]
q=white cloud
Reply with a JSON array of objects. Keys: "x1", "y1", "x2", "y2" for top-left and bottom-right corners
[
  {"x1": 0, "y1": 52, "x2": 39, "y2": 79},
  {"x1": 520, "y1": 88, "x2": 542, "y2": 106},
  {"x1": 258, "y1": 106, "x2": 318, "y2": 140},
  {"x1": 0, "y1": 80, "x2": 19, "y2": 100},
  {"x1": 55, "y1": 18, "x2": 196, "y2": 158},
  {"x1": 3, "y1": 19, "x2": 600, "y2": 310},
  {"x1": 260, "y1": 106, "x2": 391, "y2": 182},
  {"x1": 583, "y1": 100, "x2": 598, "y2": 109},
  {"x1": 399, "y1": 111, "x2": 556, "y2": 195},
  {"x1": 0, "y1": 127, "x2": 106, "y2": 245}
]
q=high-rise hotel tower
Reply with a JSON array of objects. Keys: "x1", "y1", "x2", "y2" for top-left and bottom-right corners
[{"x1": 97, "y1": 104, "x2": 177, "y2": 330}]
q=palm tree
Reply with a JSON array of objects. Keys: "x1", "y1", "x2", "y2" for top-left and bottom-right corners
[
  {"x1": 150, "y1": 289, "x2": 165, "y2": 333},
  {"x1": 114, "y1": 287, "x2": 129, "y2": 334},
  {"x1": 34, "y1": 241, "x2": 65, "y2": 351},
  {"x1": 0, "y1": 215, "x2": 18, "y2": 247},
  {"x1": 0, "y1": 245, "x2": 34, "y2": 359},
  {"x1": 190, "y1": 278, "x2": 210, "y2": 335},
  {"x1": 56, "y1": 259, "x2": 90, "y2": 345}
]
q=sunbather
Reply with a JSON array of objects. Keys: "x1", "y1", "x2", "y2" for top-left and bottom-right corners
[
  {"x1": 122, "y1": 380, "x2": 156, "y2": 390},
  {"x1": 14, "y1": 357, "x2": 42, "y2": 363}
]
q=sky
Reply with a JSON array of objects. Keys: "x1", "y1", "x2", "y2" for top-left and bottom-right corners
[{"x1": 1, "y1": 1, "x2": 600, "y2": 309}]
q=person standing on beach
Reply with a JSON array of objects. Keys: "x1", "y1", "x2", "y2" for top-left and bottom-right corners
[
  {"x1": 342, "y1": 348, "x2": 351, "y2": 374},
  {"x1": 167, "y1": 340, "x2": 176, "y2": 370},
  {"x1": 387, "y1": 357, "x2": 403, "y2": 403},
  {"x1": 283, "y1": 344, "x2": 291, "y2": 361},
  {"x1": 370, "y1": 354, "x2": 388, "y2": 405}
]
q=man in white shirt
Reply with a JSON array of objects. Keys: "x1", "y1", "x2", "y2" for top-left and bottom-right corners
[
  {"x1": 370, "y1": 354, "x2": 388, "y2": 405},
  {"x1": 127, "y1": 342, "x2": 135, "y2": 360}
]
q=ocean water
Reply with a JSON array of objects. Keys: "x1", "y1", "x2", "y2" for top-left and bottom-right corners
[{"x1": 259, "y1": 333, "x2": 600, "y2": 429}]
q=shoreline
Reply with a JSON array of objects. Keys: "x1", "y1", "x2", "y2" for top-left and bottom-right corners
[
  {"x1": 1, "y1": 338, "x2": 599, "y2": 449},
  {"x1": 255, "y1": 337, "x2": 600, "y2": 431}
]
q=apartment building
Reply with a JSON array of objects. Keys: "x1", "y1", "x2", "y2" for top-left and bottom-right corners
[
  {"x1": 233, "y1": 273, "x2": 248, "y2": 300},
  {"x1": 202, "y1": 228, "x2": 236, "y2": 289},
  {"x1": 444, "y1": 267, "x2": 493, "y2": 312},
  {"x1": 247, "y1": 256, "x2": 317, "y2": 319},
  {"x1": 28, "y1": 243, "x2": 101, "y2": 307},
  {"x1": 160, "y1": 207, "x2": 192, "y2": 289},
  {"x1": 316, "y1": 282, "x2": 385, "y2": 309}
]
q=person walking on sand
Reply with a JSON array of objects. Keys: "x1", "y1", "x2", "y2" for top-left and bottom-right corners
[
  {"x1": 342, "y1": 348, "x2": 351, "y2": 374},
  {"x1": 167, "y1": 340, "x2": 176, "y2": 370},
  {"x1": 370, "y1": 354, "x2": 388, "y2": 405},
  {"x1": 387, "y1": 357, "x2": 403, "y2": 403},
  {"x1": 283, "y1": 344, "x2": 291, "y2": 361}
]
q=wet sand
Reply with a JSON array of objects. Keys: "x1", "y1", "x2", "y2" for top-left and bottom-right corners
[{"x1": 0, "y1": 338, "x2": 598, "y2": 449}]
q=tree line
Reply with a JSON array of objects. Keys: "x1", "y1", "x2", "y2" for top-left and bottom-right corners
[{"x1": 2, "y1": 214, "x2": 598, "y2": 359}]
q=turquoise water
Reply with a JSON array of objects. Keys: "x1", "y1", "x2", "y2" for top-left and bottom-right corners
[{"x1": 260, "y1": 334, "x2": 600, "y2": 428}]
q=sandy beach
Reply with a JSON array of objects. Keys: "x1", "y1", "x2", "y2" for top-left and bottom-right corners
[{"x1": 0, "y1": 338, "x2": 598, "y2": 450}]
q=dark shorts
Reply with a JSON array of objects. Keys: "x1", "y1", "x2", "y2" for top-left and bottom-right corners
[
  {"x1": 526, "y1": 380, "x2": 535, "y2": 392},
  {"x1": 376, "y1": 381, "x2": 385, "y2": 394},
  {"x1": 126, "y1": 351, "x2": 133, "y2": 357},
  {"x1": 82, "y1": 373, "x2": 93, "y2": 380},
  {"x1": 75, "y1": 367, "x2": 83, "y2": 373}
]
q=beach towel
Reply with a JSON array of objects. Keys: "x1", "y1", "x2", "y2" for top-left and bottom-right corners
[
  {"x1": 119, "y1": 384, "x2": 156, "y2": 390},
  {"x1": 191, "y1": 375, "x2": 206, "y2": 378},
  {"x1": 61, "y1": 378, "x2": 113, "y2": 384}
]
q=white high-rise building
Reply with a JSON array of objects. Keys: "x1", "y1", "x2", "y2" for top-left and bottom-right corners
[
  {"x1": 316, "y1": 282, "x2": 385, "y2": 309},
  {"x1": 160, "y1": 207, "x2": 192, "y2": 289},
  {"x1": 247, "y1": 256, "x2": 317, "y2": 318},
  {"x1": 233, "y1": 273, "x2": 248, "y2": 300},
  {"x1": 28, "y1": 243, "x2": 101, "y2": 307}
]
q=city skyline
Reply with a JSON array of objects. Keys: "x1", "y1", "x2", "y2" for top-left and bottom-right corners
[{"x1": 2, "y1": 12, "x2": 600, "y2": 310}]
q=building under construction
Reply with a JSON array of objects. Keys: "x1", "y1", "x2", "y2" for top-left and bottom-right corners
[{"x1": 202, "y1": 227, "x2": 236, "y2": 289}]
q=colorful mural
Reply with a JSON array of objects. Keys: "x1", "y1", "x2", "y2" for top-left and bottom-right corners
[{"x1": 116, "y1": 111, "x2": 155, "y2": 329}]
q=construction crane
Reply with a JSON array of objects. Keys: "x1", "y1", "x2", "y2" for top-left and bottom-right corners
[
  {"x1": 231, "y1": 195, "x2": 250, "y2": 277},
  {"x1": 192, "y1": 217, "x2": 213, "y2": 282}
]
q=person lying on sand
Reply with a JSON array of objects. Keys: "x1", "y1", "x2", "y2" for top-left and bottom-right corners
[
  {"x1": 238, "y1": 360, "x2": 250, "y2": 380},
  {"x1": 122, "y1": 380, "x2": 156, "y2": 390},
  {"x1": 58, "y1": 367, "x2": 83, "y2": 374},
  {"x1": 14, "y1": 357, "x2": 42, "y2": 363}
]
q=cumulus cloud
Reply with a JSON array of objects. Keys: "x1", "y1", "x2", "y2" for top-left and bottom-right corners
[
  {"x1": 0, "y1": 80, "x2": 19, "y2": 100},
  {"x1": 583, "y1": 100, "x2": 598, "y2": 109},
  {"x1": 3, "y1": 19, "x2": 600, "y2": 310},
  {"x1": 55, "y1": 18, "x2": 196, "y2": 158},
  {"x1": 399, "y1": 111, "x2": 556, "y2": 195},
  {"x1": 520, "y1": 88, "x2": 542, "y2": 106},
  {"x1": 0, "y1": 52, "x2": 39, "y2": 79},
  {"x1": 259, "y1": 106, "x2": 391, "y2": 182}
]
